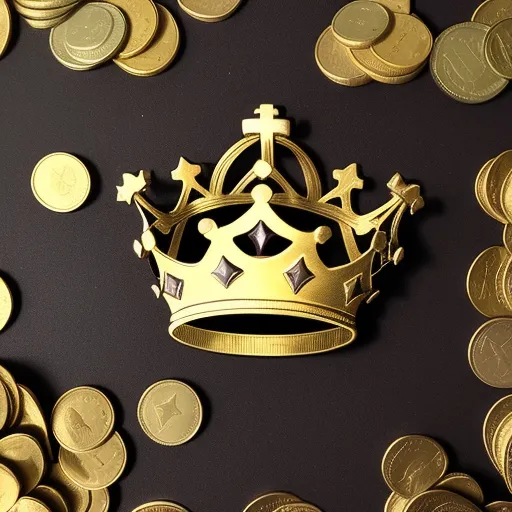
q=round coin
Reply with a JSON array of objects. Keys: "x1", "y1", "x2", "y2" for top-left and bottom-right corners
[
  {"x1": 138, "y1": 380, "x2": 202, "y2": 446},
  {"x1": 10, "y1": 498, "x2": 50, "y2": 512},
  {"x1": 0, "y1": 0, "x2": 11, "y2": 58},
  {"x1": 0, "y1": 434, "x2": 45, "y2": 494},
  {"x1": 16, "y1": 0, "x2": 78, "y2": 11},
  {"x1": 88, "y1": 489, "x2": 109, "y2": 512},
  {"x1": 382, "y1": 435, "x2": 447, "y2": 498},
  {"x1": 487, "y1": 502, "x2": 512, "y2": 511},
  {"x1": 52, "y1": 386, "x2": 115, "y2": 452},
  {"x1": 475, "y1": 158, "x2": 503, "y2": 222},
  {"x1": 484, "y1": 395, "x2": 512, "y2": 470},
  {"x1": 0, "y1": 463, "x2": 20, "y2": 512},
  {"x1": 430, "y1": 22, "x2": 508, "y2": 104},
  {"x1": 114, "y1": 4, "x2": 179, "y2": 77},
  {"x1": 469, "y1": 318, "x2": 512, "y2": 387},
  {"x1": 50, "y1": 25, "x2": 97, "y2": 69},
  {"x1": 385, "y1": 492, "x2": 409, "y2": 512},
  {"x1": 48, "y1": 463, "x2": 90, "y2": 512},
  {"x1": 435, "y1": 473, "x2": 484, "y2": 504},
  {"x1": 472, "y1": 0, "x2": 512, "y2": 26},
  {"x1": 467, "y1": 246, "x2": 512, "y2": 317},
  {"x1": 371, "y1": 13, "x2": 432, "y2": 73},
  {"x1": 107, "y1": 0, "x2": 158, "y2": 58},
  {"x1": 177, "y1": 0, "x2": 241, "y2": 22},
  {"x1": 59, "y1": 432, "x2": 127, "y2": 490},
  {"x1": 131, "y1": 501, "x2": 189, "y2": 512},
  {"x1": 405, "y1": 490, "x2": 480, "y2": 512},
  {"x1": 31, "y1": 485, "x2": 68, "y2": 512},
  {"x1": 315, "y1": 27, "x2": 372, "y2": 86},
  {"x1": 0, "y1": 277, "x2": 12, "y2": 332},
  {"x1": 332, "y1": 1, "x2": 390, "y2": 49},
  {"x1": 31, "y1": 153, "x2": 91, "y2": 212},
  {"x1": 0, "y1": 365, "x2": 21, "y2": 427},
  {"x1": 485, "y1": 18, "x2": 512, "y2": 79},
  {"x1": 243, "y1": 492, "x2": 302, "y2": 512}
]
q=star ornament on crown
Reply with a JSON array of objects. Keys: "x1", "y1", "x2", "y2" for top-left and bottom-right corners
[{"x1": 117, "y1": 105, "x2": 423, "y2": 357}]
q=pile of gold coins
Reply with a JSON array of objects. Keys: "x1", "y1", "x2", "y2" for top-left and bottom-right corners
[
  {"x1": 430, "y1": 0, "x2": 512, "y2": 104},
  {"x1": 315, "y1": 0, "x2": 433, "y2": 87},
  {"x1": 241, "y1": 492, "x2": 322, "y2": 512},
  {"x1": 467, "y1": 150, "x2": 512, "y2": 388}
]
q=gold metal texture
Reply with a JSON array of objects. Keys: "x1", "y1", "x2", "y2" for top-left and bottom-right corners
[
  {"x1": 30, "y1": 485, "x2": 68, "y2": 512},
  {"x1": 484, "y1": 395, "x2": 512, "y2": 470},
  {"x1": 131, "y1": 501, "x2": 189, "y2": 512},
  {"x1": 484, "y1": 18, "x2": 512, "y2": 79},
  {"x1": 472, "y1": 0, "x2": 512, "y2": 26},
  {"x1": 47, "y1": 463, "x2": 90, "y2": 512},
  {"x1": 435, "y1": 473, "x2": 484, "y2": 504},
  {"x1": 88, "y1": 489, "x2": 110, "y2": 512},
  {"x1": 177, "y1": 0, "x2": 240, "y2": 22},
  {"x1": 404, "y1": 490, "x2": 481, "y2": 512}
]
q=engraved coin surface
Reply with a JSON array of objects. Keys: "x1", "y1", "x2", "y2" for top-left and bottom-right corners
[
  {"x1": 0, "y1": 0, "x2": 11, "y2": 58},
  {"x1": 0, "y1": 463, "x2": 20, "y2": 512},
  {"x1": 31, "y1": 153, "x2": 90, "y2": 212},
  {"x1": 405, "y1": 490, "x2": 481, "y2": 512},
  {"x1": 177, "y1": 0, "x2": 241, "y2": 22},
  {"x1": 114, "y1": 4, "x2": 179, "y2": 77},
  {"x1": 485, "y1": 18, "x2": 512, "y2": 79},
  {"x1": 435, "y1": 473, "x2": 484, "y2": 504},
  {"x1": 469, "y1": 318, "x2": 512, "y2": 387},
  {"x1": 0, "y1": 277, "x2": 12, "y2": 332},
  {"x1": 467, "y1": 246, "x2": 511, "y2": 318},
  {"x1": 10, "y1": 497, "x2": 51, "y2": 512},
  {"x1": 484, "y1": 395, "x2": 512, "y2": 470},
  {"x1": 372, "y1": 13, "x2": 432, "y2": 72},
  {"x1": 382, "y1": 435, "x2": 448, "y2": 498},
  {"x1": 52, "y1": 386, "x2": 115, "y2": 452},
  {"x1": 0, "y1": 365, "x2": 20, "y2": 427},
  {"x1": 332, "y1": 1, "x2": 390, "y2": 49},
  {"x1": 369, "y1": 0, "x2": 410, "y2": 13},
  {"x1": 65, "y1": 2, "x2": 113, "y2": 51},
  {"x1": 431, "y1": 22, "x2": 508, "y2": 104},
  {"x1": 472, "y1": 0, "x2": 512, "y2": 26},
  {"x1": 30, "y1": 485, "x2": 68, "y2": 512},
  {"x1": 273, "y1": 505, "x2": 322, "y2": 512},
  {"x1": 243, "y1": 492, "x2": 302, "y2": 512},
  {"x1": 48, "y1": 463, "x2": 90, "y2": 512},
  {"x1": 315, "y1": 27, "x2": 372, "y2": 86},
  {"x1": 138, "y1": 380, "x2": 202, "y2": 446},
  {"x1": 0, "y1": 434, "x2": 45, "y2": 494},
  {"x1": 88, "y1": 488, "x2": 110, "y2": 512},
  {"x1": 59, "y1": 432, "x2": 126, "y2": 490},
  {"x1": 131, "y1": 501, "x2": 189, "y2": 512}
]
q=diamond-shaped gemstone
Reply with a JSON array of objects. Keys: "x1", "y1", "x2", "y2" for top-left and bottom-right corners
[
  {"x1": 284, "y1": 258, "x2": 315, "y2": 294},
  {"x1": 212, "y1": 257, "x2": 243, "y2": 288},
  {"x1": 247, "y1": 221, "x2": 276, "y2": 256},
  {"x1": 164, "y1": 273, "x2": 184, "y2": 300}
]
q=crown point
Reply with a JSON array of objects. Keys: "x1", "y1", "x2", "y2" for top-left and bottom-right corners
[
  {"x1": 251, "y1": 184, "x2": 273, "y2": 204},
  {"x1": 252, "y1": 160, "x2": 272, "y2": 179},
  {"x1": 371, "y1": 231, "x2": 387, "y2": 252},
  {"x1": 117, "y1": 170, "x2": 150, "y2": 204},
  {"x1": 393, "y1": 247, "x2": 405, "y2": 265},
  {"x1": 314, "y1": 226, "x2": 332, "y2": 245},
  {"x1": 133, "y1": 240, "x2": 147, "y2": 259},
  {"x1": 151, "y1": 285, "x2": 161, "y2": 298},
  {"x1": 141, "y1": 230, "x2": 156, "y2": 251},
  {"x1": 171, "y1": 157, "x2": 201, "y2": 181},
  {"x1": 198, "y1": 218, "x2": 217, "y2": 236}
]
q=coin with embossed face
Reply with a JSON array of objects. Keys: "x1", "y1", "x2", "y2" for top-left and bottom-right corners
[
  {"x1": 382, "y1": 435, "x2": 447, "y2": 498},
  {"x1": 405, "y1": 490, "x2": 480, "y2": 512},
  {"x1": 177, "y1": 0, "x2": 241, "y2": 22},
  {"x1": 485, "y1": 18, "x2": 512, "y2": 79},
  {"x1": 48, "y1": 463, "x2": 90, "y2": 512},
  {"x1": 52, "y1": 386, "x2": 115, "y2": 452},
  {"x1": 473, "y1": 0, "x2": 512, "y2": 26},
  {"x1": 435, "y1": 473, "x2": 484, "y2": 504},
  {"x1": 243, "y1": 492, "x2": 302, "y2": 512},
  {"x1": 431, "y1": 22, "x2": 508, "y2": 104},
  {"x1": 131, "y1": 501, "x2": 189, "y2": 512}
]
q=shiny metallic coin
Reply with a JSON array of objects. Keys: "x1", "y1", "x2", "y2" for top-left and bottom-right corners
[
  {"x1": 404, "y1": 490, "x2": 480, "y2": 512},
  {"x1": 13, "y1": 1, "x2": 76, "y2": 20},
  {"x1": 484, "y1": 395, "x2": 512, "y2": 470},
  {"x1": 131, "y1": 502, "x2": 189, "y2": 512},
  {"x1": 472, "y1": 0, "x2": 512, "y2": 26},
  {"x1": 0, "y1": 365, "x2": 21, "y2": 427},
  {"x1": 484, "y1": 150, "x2": 512, "y2": 223},
  {"x1": 0, "y1": 0, "x2": 11, "y2": 58},
  {"x1": 435, "y1": 473, "x2": 484, "y2": 504},
  {"x1": 0, "y1": 463, "x2": 20, "y2": 512},
  {"x1": 492, "y1": 411, "x2": 512, "y2": 472},
  {"x1": 30, "y1": 485, "x2": 69, "y2": 512},
  {"x1": 243, "y1": 492, "x2": 302, "y2": 512},
  {"x1": 0, "y1": 277, "x2": 12, "y2": 332},
  {"x1": 0, "y1": 381, "x2": 10, "y2": 431},
  {"x1": 177, "y1": 0, "x2": 240, "y2": 22},
  {"x1": 88, "y1": 488, "x2": 109, "y2": 512},
  {"x1": 485, "y1": 18, "x2": 512, "y2": 79},
  {"x1": 475, "y1": 158, "x2": 503, "y2": 222},
  {"x1": 385, "y1": 492, "x2": 409, "y2": 512},
  {"x1": 47, "y1": 463, "x2": 90, "y2": 512},
  {"x1": 487, "y1": 501, "x2": 512, "y2": 511},
  {"x1": 10, "y1": 497, "x2": 51, "y2": 512}
]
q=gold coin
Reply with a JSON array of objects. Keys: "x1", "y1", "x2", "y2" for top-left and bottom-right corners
[
  {"x1": 369, "y1": 0, "x2": 410, "y2": 13},
  {"x1": 138, "y1": 379, "x2": 202, "y2": 446},
  {"x1": 107, "y1": 0, "x2": 158, "y2": 58},
  {"x1": 315, "y1": 27, "x2": 372, "y2": 86},
  {"x1": 51, "y1": 386, "x2": 115, "y2": 452},
  {"x1": 0, "y1": 365, "x2": 21, "y2": 427},
  {"x1": 485, "y1": 18, "x2": 512, "y2": 79},
  {"x1": 0, "y1": 434, "x2": 45, "y2": 494},
  {"x1": 0, "y1": 0, "x2": 11, "y2": 58},
  {"x1": 243, "y1": 492, "x2": 302, "y2": 512},
  {"x1": 49, "y1": 24, "x2": 98, "y2": 68},
  {"x1": 88, "y1": 488, "x2": 109, "y2": 512},
  {"x1": 382, "y1": 435, "x2": 447, "y2": 498},
  {"x1": 484, "y1": 150, "x2": 512, "y2": 223},
  {"x1": 405, "y1": 490, "x2": 480, "y2": 512},
  {"x1": 30, "y1": 485, "x2": 68, "y2": 512},
  {"x1": 385, "y1": 493, "x2": 409, "y2": 512},
  {"x1": 114, "y1": 4, "x2": 179, "y2": 77},
  {"x1": 487, "y1": 502, "x2": 512, "y2": 511},
  {"x1": 0, "y1": 380, "x2": 10, "y2": 431},
  {"x1": 27, "y1": 12, "x2": 72, "y2": 28},
  {"x1": 131, "y1": 501, "x2": 189, "y2": 512},
  {"x1": 469, "y1": 318, "x2": 512, "y2": 387},
  {"x1": 500, "y1": 163, "x2": 512, "y2": 224},
  {"x1": 177, "y1": 0, "x2": 240, "y2": 22},
  {"x1": 349, "y1": 45, "x2": 416, "y2": 77},
  {"x1": 31, "y1": 153, "x2": 91, "y2": 213},
  {"x1": 430, "y1": 22, "x2": 508, "y2": 104},
  {"x1": 0, "y1": 463, "x2": 20, "y2": 512},
  {"x1": 473, "y1": 0, "x2": 512, "y2": 26},
  {"x1": 494, "y1": 411, "x2": 512, "y2": 470},
  {"x1": 505, "y1": 225, "x2": 512, "y2": 254},
  {"x1": 475, "y1": 158, "x2": 502, "y2": 222},
  {"x1": 503, "y1": 436, "x2": 512, "y2": 491},
  {"x1": 273, "y1": 505, "x2": 322, "y2": 512},
  {"x1": 371, "y1": 13, "x2": 432, "y2": 73},
  {"x1": 467, "y1": 247, "x2": 511, "y2": 317},
  {"x1": 435, "y1": 473, "x2": 484, "y2": 504},
  {"x1": 331, "y1": 1, "x2": 390, "y2": 49},
  {"x1": 13, "y1": 1, "x2": 75, "y2": 20},
  {"x1": 484, "y1": 395, "x2": 512, "y2": 470},
  {"x1": 0, "y1": 277, "x2": 12, "y2": 332},
  {"x1": 10, "y1": 497, "x2": 50, "y2": 512},
  {"x1": 59, "y1": 431, "x2": 127, "y2": 490},
  {"x1": 18, "y1": 385, "x2": 53, "y2": 459},
  {"x1": 47, "y1": 463, "x2": 90, "y2": 512},
  {"x1": 16, "y1": 0, "x2": 78, "y2": 11}
]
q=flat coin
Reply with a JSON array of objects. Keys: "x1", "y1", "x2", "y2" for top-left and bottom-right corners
[
  {"x1": 47, "y1": 463, "x2": 90, "y2": 512},
  {"x1": 505, "y1": 225, "x2": 512, "y2": 253},
  {"x1": 131, "y1": 501, "x2": 189, "y2": 512},
  {"x1": 487, "y1": 502, "x2": 512, "y2": 511},
  {"x1": 31, "y1": 153, "x2": 91, "y2": 212},
  {"x1": 315, "y1": 27, "x2": 372, "y2": 86},
  {"x1": 430, "y1": 22, "x2": 508, "y2": 104},
  {"x1": 0, "y1": 434, "x2": 45, "y2": 494},
  {"x1": 472, "y1": 0, "x2": 512, "y2": 26},
  {"x1": 0, "y1": 381, "x2": 10, "y2": 431},
  {"x1": 0, "y1": 277, "x2": 12, "y2": 332},
  {"x1": 369, "y1": 0, "x2": 410, "y2": 13},
  {"x1": 59, "y1": 432, "x2": 127, "y2": 490},
  {"x1": 13, "y1": 1, "x2": 74, "y2": 20},
  {"x1": 469, "y1": 318, "x2": 512, "y2": 387},
  {"x1": 331, "y1": 1, "x2": 390, "y2": 49},
  {"x1": 30, "y1": 485, "x2": 68, "y2": 512},
  {"x1": 0, "y1": 0, "x2": 11, "y2": 58},
  {"x1": 435, "y1": 473, "x2": 484, "y2": 504},
  {"x1": 114, "y1": 4, "x2": 179, "y2": 77},
  {"x1": 476, "y1": 158, "x2": 503, "y2": 221},
  {"x1": 18, "y1": 385, "x2": 53, "y2": 460},
  {"x1": 106, "y1": 0, "x2": 158, "y2": 58},
  {"x1": 404, "y1": 490, "x2": 480, "y2": 512},
  {"x1": 467, "y1": 247, "x2": 511, "y2": 317},
  {"x1": 10, "y1": 497, "x2": 50, "y2": 512},
  {"x1": 50, "y1": 25, "x2": 98, "y2": 68},
  {"x1": 485, "y1": 18, "x2": 512, "y2": 79},
  {"x1": 0, "y1": 463, "x2": 20, "y2": 512},
  {"x1": 0, "y1": 365, "x2": 21, "y2": 427},
  {"x1": 138, "y1": 380, "x2": 202, "y2": 446},
  {"x1": 177, "y1": 0, "x2": 240, "y2": 22},
  {"x1": 483, "y1": 395, "x2": 512, "y2": 470},
  {"x1": 88, "y1": 488, "x2": 109, "y2": 512},
  {"x1": 243, "y1": 492, "x2": 302, "y2": 512},
  {"x1": 485, "y1": 150, "x2": 512, "y2": 223},
  {"x1": 273, "y1": 505, "x2": 322, "y2": 512},
  {"x1": 493, "y1": 411, "x2": 512, "y2": 472},
  {"x1": 371, "y1": 13, "x2": 432, "y2": 73},
  {"x1": 382, "y1": 435, "x2": 447, "y2": 498},
  {"x1": 52, "y1": 386, "x2": 115, "y2": 452},
  {"x1": 385, "y1": 492, "x2": 409, "y2": 512}
]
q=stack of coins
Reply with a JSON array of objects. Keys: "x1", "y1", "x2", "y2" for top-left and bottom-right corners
[
  {"x1": 467, "y1": 150, "x2": 512, "y2": 388},
  {"x1": 431, "y1": 0, "x2": 512, "y2": 104},
  {"x1": 242, "y1": 492, "x2": 322, "y2": 512},
  {"x1": 12, "y1": 0, "x2": 82, "y2": 30},
  {"x1": 315, "y1": 0, "x2": 433, "y2": 87}
]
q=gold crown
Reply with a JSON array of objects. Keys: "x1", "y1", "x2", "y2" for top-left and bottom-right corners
[{"x1": 117, "y1": 105, "x2": 423, "y2": 357}]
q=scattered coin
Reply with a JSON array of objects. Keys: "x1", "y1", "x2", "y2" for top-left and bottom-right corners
[
  {"x1": 473, "y1": 0, "x2": 512, "y2": 26},
  {"x1": 138, "y1": 379, "x2": 202, "y2": 446},
  {"x1": 485, "y1": 18, "x2": 512, "y2": 79},
  {"x1": 492, "y1": 411, "x2": 512, "y2": 473},
  {"x1": 13, "y1": 1, "x2": 77, "y2": 22},
  {"x1": 243, "y1": 492, "x2": 302, "y2": 512},
  {"x1": 436, "y1": 473, "x2": 484, "y2": 504},
  {"x1": 0, "y1": 277, "x2": 12, "y2": 332},
  {"x1": 30, "y1": 485, "x2": 69, "y2": 512},
  {"x1": 88, "y1": 488, "x2": 109, "y2": 512},
  {"x1": 0, "y1": 0, "x2": 11, "y2": 58},
  {"x1": 177, "y1": 0, "x2": 241, "y2": 22},
  {"x1": 0, "y1": 463, "x2": 20, "y2": 512}
]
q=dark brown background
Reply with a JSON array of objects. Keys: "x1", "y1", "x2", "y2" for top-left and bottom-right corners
[{"x1": 0, "y1": 0, "x2": 510, "y2": 510}]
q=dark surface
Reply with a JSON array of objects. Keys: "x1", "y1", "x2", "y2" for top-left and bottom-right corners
[{"x1": 0, "y1": 0, "x2": 511, "y2": 510}]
